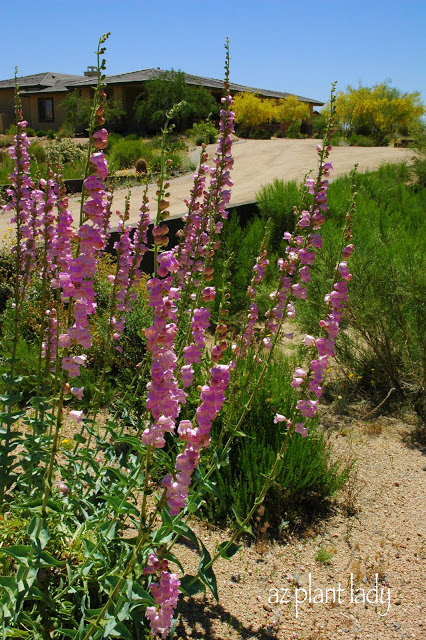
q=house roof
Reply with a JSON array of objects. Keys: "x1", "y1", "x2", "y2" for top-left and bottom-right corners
[
  {"x1": 67, "y1": 68, "x2": 324, "y2": 105},
  {"x1": 0, "y1": 69, "x2": 324, "y2": 106},
  {"x1": 0, "y1": 72, "x2": 86, "y2": 94}
]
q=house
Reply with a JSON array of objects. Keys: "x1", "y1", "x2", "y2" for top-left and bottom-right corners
[
  {"x1": 0, "y1": 72, "x2": 90, "y2": 133},
  {"x1": 0, "y1": 67, "x2": 323, "y2": 134}
]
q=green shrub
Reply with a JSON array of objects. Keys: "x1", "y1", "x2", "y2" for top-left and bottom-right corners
[
  {"x1": 0, "y1": 135, "x2": 14, "y2": 149},
  {"x1": 109, "y1": 138, "x2": 154, "y2": 169},
  {"x1": 149, "y1": 151, "x2": 185, "y2": 173},
  {"x1": 189, "y1": 121, "x2": 218, "y2": 145},
  {"x1": 297, "y1": 163, "x2": 426, "y2": 410},
  {"x1": 213, "y1": 213, "x2": 274, "y2": 317},
  {"x1": 251, "y1": 128, "x2": 272, "y2": 139},
  {"x1": 348, "y1": 134, "x2": 376, "y2": 146},
  {"x1": 46, "y1": 129, "x2": 56, "y2": 139},
  {"x1": 312, "y1": 114, "x2": 327, "y2": 138},
  {"x1": 413, "y1": 154, "x2": 426, "y2": 187},
  {"x1": 285, "y1": 121, "x2": 304, "y2": 138},
  {"x1": 35, "y1": 129, "x2": 45, "y2": 137},
  {"x1": 28, "y1": 141, "x2": 47, "y2": 163},
  {"x1": 25, "y1": 127, "x2": 36, "y2": 137},
  {"x1": 204, "y1": 354, "x2": 347, "y2": 529},
  {"x1": 45, "y1": 138, "x2": 86, "y2": 165},
  {"x1": 256, "y1": 178, "x2": 301, "y2": 251}
]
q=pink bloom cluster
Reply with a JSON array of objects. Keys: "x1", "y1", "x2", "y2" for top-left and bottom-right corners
[
  {"x1": 142, "y1": 276, "x2": 186, "y2": 448},
  {"x1": 182, "y1": 307, "x2": 211, "y2": 384},
  {"x1": 174, "y1": 152, "x2": 210, "y2": 285},
  {"x1": 293, "y1": 243, "x2": 354, "y2": 428},
  {"x1": 163, "y1": 364, "x2": 230, "y2": 515},
  {"x1": 53, "y1": 136, "x2": 111, "y2": 374},
  {"x1": 144, "y1": 553, "x2": 180, "y2": 639},
  {"x1": 110, "y1": 198, "x2": 150, "y2": 348}
]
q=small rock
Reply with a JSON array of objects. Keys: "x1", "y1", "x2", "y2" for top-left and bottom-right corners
[
  {"x1": 362, "y1": 576, "x2": 368, "y2": 584},
  {"x1": 394, "y1": 598, "x2": 402, "y2": 605},
  {"x1": 422, "y1": 464, "x2": 426, "y2": 471},
  {"x1": 394, "y1": 481, "x2": 400, "y2": 486},
  {"x1": 263, "y1": 603, "x2": 273, "y2": 612},
  {"x1": 394, "y1": 623, "x2": 401, "y2": 630},
  {"x1": 256, "y1": 595, "x2": 262, "y2": 601}
]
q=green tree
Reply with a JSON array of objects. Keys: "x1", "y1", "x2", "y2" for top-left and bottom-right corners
[
  {"x1": 134, "y1": 70, "x2": 219, "y2": 133},
  {"x1": 59, "y1": 89, "x2": 125, "y2": 134},
  {"x1": 333, "y1": 82, "x2": 425, "y2": 142}
]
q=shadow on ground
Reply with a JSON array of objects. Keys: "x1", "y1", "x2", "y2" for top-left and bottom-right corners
[{"x1": 175, "y1": 594, "x2": 279, "y2": 639}]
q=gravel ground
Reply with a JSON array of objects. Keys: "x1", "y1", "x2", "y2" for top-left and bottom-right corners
[{"x1": 172, "y1": 410, "x2": 426, "y2": 640}]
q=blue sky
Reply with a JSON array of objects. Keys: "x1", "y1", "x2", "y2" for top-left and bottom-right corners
[{"x1": 1, "y1": 0, "x2": 425, "y2": 104}]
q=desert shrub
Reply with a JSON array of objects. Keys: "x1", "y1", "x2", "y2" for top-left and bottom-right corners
[
  {"x1": 204, "y1": 353, "x2": 347, "y2": 529},
  {"x1": 108, "y1": 137, "x2": 154, "y2": 169},
  {"x1": 312, "y1": 114, "x2": 327, "y2": 138},
  {"x1": 189, "y1": 120, "x2": 218, "y2": 145},
  {"x1": 149, "y1": 151, "x2": 185, "y2": 173},
  {"x1": 348, "y1": 134, "x2": 376, "y2": 146},
  {"x1": 134, "y1": 70, "x2": 219, "y2": 133},
  {"x1": 213, "y1": 213, "x2": 276, "y2": 316},
  {"x1": 0, "y1": 135, "x2": 14, "y2": 149},
  {"x1": 28, "y1": 141, "x2": 46, "y2": 163},
  {"x1": 413, "y1": 154, "x2": 426, "y2": 187},
  {"x1": 285, "y1": 120, "x2": 304, "y2": 138},
  {"x1": 297, "y1": 163, "x2": 426, "y2": 409},
  {"x1": 256, "y1": 178, "x2": 301, "y2": 250},
  {"x1": 45, "y1": 138, "x2": 86, "y2": 165}
]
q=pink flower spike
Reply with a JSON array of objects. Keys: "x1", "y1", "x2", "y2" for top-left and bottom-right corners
[
  {"x1": 92, "y1": 128, "x2": 108, "y2": 150},
  {"x1": 304, "y1": 335, "x2": 316, "y2": 347},
  {"x1": 295, "y1": 423, "x2": 308, "y2": 437},
  {"x1": 274, "y1": 413, "x2": 287, "y2": 423},
  {"x1": 69, "y1": 410, "x2": 84, "y2": 423},
  {"x1": 71, "y1": 387, "x2": 84, "y2": 400}
]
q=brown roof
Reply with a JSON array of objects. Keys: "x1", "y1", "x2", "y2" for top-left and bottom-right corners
[
  {"x1": 0, "y1": 72, "x2": 86, "y2": 94},
  {"x1": 67, "y1": 68, "x2": 324, "y2": 105}
]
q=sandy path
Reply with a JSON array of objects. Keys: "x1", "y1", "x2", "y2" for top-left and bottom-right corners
[{"x1": 0, "y1": 139, "x2": 415, "y2": 241}]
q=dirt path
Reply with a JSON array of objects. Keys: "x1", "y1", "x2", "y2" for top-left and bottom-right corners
[
  {"x1": 0, "y1": 139, "x2": 415, "y2": 241},
  {"x1": 173, "y1": 412, "x2": 426, "y2": 639}
]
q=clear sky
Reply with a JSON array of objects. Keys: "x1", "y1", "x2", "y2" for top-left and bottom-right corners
[{"x1": 1, "y1": 0, "x2": 425, "y2": 105}]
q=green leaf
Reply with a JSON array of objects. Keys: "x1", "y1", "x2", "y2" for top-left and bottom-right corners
[
  {"x1": 169, "y1": 519, "x2": 199, "y2": 550},
  {"x1": 194, "y1": 466, "x2": 221, "y2": 499},
  {"x1": 151, "y1": 526, "x2": 174, "y2": 545},
  {"x1": 28, "y1": 517, "x2": 49, "y2": 550},
  {"x1": 213, "y1": 447, "x2": 230, "y2": 469},
  {"x1": 216, "y1": 541, "x2": 241, "y2": 559},
  {"x1": 232, "y1": 508, "x2": 254, "y2": 537},
  {"x1": 55, "y1": 630, "x2": 77, "y2": 639},
  {"x1": 179, "y1": 574, "x2": 205, "y2": 596},
  {"x1": 36, "y1": 550, "x2": 66, "y2": 568},
  {"x1": 73, "y1": 434, "x2": 86, "y2": 444},
  {"x1": 198, "y1": 542, "x2": 218, "y2": 602},
  {"x1": 0, "y1": 545, "x2": 31, "y2": 566}
]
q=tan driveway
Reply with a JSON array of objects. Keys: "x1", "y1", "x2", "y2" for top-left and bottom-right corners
[{"x1": 0, "y1": 139, "x2": 415, "y2": 241}]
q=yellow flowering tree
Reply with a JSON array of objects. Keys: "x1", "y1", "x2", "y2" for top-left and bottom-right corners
[
  {"x1": 233, "y1": 92, "x2": 310, "y2": 133},
  {"x1": 334, "y1": 82, "x2": 425, "y2": 139}
]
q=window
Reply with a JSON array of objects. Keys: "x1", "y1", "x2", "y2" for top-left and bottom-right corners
[{"x1": 38, "y1": 98, "x2": 54, "y2": 123}]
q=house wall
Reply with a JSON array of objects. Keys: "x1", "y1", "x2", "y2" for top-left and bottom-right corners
[
  {"x1": 0, "y1": 89, "x2": 16, "y2": 133},
  {"x1": 25, "y1": 94, "x2": 67, "y2": 131}
]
